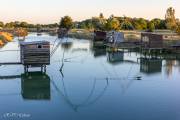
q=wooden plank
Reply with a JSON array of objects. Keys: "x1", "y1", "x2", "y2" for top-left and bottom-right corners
[{"x1": 0, "y1": 62, "x2": 22, "y2": 65}]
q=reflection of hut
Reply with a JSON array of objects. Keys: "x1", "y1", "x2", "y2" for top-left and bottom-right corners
[
  {"x1": 94, "y1": 30, "x2": 107, "y2": 41},
  {"x1": 140, "y1": 58, "x2": 162, "y2": 74},
  {"x1": 21, "y1": 72, "x2": 50, "y2": 100},
  {"x1": 93, "y1": 48, "x2": 106, "y2": 57},
  {"x1": 107, "y1": 51, "x2": 124, "y2": 64},
  {"x1": 92, "y1": 40, "x2": 106, "y2": 48},
  {"x1": 58, "y1": 28, "x2": 68, "y2": 38},
  {"x1": 141, "y1": 33, "x2": 163, "y2": 48},
  {"x1": 106, "y1": 31, "x2": 124, "y2": 44},
  {"x1": 20, "y1": 41, "x2": 50, "y2": 72}
]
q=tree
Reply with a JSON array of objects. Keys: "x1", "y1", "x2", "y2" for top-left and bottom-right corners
[
  {"x1": 137, "y1": 18, "x2": 147, "y2": 30},
  {"x1": 106, "y1": 17, "x2": 120, "y2": 30},
  {"x1": 147, "y1": 21, "x2": 155, "y2": 32},
  {"x1": 91, "y1": 17, "x2": 106, "y2": 30},
  {"x1": 59, "y1": 16, "x2": 73, "y2": 30},
  {"x1": 99, "y1": 13, "x2": 104, "y2": 19},
  {"x1": 0, "y1": 22, "x2": 4, "y2": 28},
  {"x1": 165, "y1": 7, "x2": 177, "y2": 30},
  {"x1": 15, "y1": 28, "x2": 28, "y2": 40},
  {"x1": 120, "y1": 21, "x2": 134, "y2": 30},
  {"x1": 132, "y1": 18, "x2": 147, "y2": 30},
  {"x1": 20, "y1": 22, "x2": 28, "y2": 28},
  {"x1": 151, "y1": 18, "x2": 160, "y2": 29},
  {"x1": 5, "y1": 22, "x2": 15, "y2": 28}
]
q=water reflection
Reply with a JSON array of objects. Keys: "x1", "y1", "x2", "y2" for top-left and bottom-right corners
[
  {"x1": 91, "y1": 42, "x2": 106, "y2": 57},
  {"x1": 107, "y1": 51, "x2": 124, "y2": 65},
  {"x1": 140, "y1": 58, "x2": 162, "y2": 74},
  {"x1": 61, "y1": 42, "x2": 73, "y2": 51},
  {"x1": 21, "y1": 72, "x2": 50, "y2": 100},
  {"x1": 1, "y1": 34, "x2": 180, "y2": 120},
  {"x1": 0, "y1": 72, "x2": 50, "y2": 100}
]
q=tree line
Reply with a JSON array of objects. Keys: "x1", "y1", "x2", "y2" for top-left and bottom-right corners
[
  {"x1": 0, "y1": 7, "x2": 180, "y2": 34},
  {"x1": 59, "y1": 7, "x2": 180, "y2": 34},
  {"x1": 0, "y1": 21, "x2": 58, "y2": 29}
]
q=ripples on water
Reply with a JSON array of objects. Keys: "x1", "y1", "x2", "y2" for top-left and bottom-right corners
[{"x1": 0, "y1": 33, "x2": 180, "y2": 120}]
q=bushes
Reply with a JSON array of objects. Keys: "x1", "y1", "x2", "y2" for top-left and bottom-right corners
[
  {"x1": 0, "y1": 32, "x2": 13, "y2": 46},
  {"x1": 0, "y1": 32, "x2": 13, "y2": 42},
  {"x1": 15, "y1": 28, "x2": 28, "y2": 39}
]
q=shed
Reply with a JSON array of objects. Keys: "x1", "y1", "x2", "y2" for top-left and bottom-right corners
[
  {"x1": 94, "y1": 30, "x2": 107, "y2": 41},
  {"x1": 21, "y1": 72, "x2": 50, "y2": 100},
  {"x1": 141, "y1": 33, "x2": 164, "y2": 48},
  {"x1": 106, "y1": 31, "x2": 125, "y2": 44},
  {"x1": 20, "y1": 41, "x2": 50, "y2": 71}
]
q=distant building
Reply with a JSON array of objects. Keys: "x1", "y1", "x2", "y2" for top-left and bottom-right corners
[
  {"x1": 141, "y1": 33, "x2": 164, "y2": 49},
  {"x1": 106, "y1": 31, "x2": 125, "y2": 44},
  {"x1": 94, "y1": 30, "x2": 107, "y2": 41}
]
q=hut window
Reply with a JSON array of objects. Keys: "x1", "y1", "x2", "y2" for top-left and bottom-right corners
[{"x1": 37, "y1": 45, "x2": 42, "y2": 49}]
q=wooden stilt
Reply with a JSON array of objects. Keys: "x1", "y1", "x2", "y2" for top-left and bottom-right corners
[{"x1": 44, "y1": 65, "x2": 46, "y2": 73}]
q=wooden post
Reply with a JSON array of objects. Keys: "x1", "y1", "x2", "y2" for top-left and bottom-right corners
[
  {"x1": 44, "y1": 65, "x2": 46, "y2": 73},
  {"x1": 41, "y1": 66, "x2": 43, "y2": 72}
]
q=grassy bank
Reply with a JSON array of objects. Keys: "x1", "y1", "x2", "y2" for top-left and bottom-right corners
[{"x1": 68, "y1": 29, "x2": 94, "y2": 40}]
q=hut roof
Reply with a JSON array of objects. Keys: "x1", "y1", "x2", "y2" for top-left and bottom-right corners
[{"x1": 20, "y1": 41, "x2": 49, "y2": 45}]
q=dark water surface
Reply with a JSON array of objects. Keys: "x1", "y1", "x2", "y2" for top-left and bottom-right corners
[{"x1": 0, "y1": 33, "x2": 180, "y2": 120}]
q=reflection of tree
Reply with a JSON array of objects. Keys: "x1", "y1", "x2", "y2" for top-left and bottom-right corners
[
  {"x1": 165, "y1": 60, "x2": 176, "y2": 77},
  {"x1": 61, "y1": 42, "x2": 73, "y2": 51}
]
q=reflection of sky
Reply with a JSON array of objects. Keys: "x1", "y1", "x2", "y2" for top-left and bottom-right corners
[
  {"x1": 0, "y1": 0, "x2": 180, "y2": 24},
  {"x1": 1, "y1": 34, "x2": 180, "y2": 119}
]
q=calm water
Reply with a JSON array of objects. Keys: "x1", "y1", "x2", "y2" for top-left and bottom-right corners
[{"x1": 0, "y1": 33, "x2": 180, "y2": 120}]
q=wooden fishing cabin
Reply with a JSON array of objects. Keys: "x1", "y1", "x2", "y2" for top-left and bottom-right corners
[
  {"x1": 141, "y1": 33, "x2": 164, "y2": 49},
  {"x1": 106, "y1": 31, "x2": 125, "y2": 44},
  {"x1": 94, "y1": 30, "x2": 107, "y2": 41},
  {"x1": 20, "y1": 41, "x2": 50, "y2": 72}
]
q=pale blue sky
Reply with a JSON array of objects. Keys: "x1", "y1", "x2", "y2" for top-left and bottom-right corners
[{"x1": 0, "y1": 0, "x2": 179, "y2": 24}]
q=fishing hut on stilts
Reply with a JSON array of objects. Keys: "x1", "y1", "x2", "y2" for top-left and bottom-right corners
[
  {"x1": 0, "y1": 41, "x2": 50, "y2": 73},
  {"x1": 20, "y1": 41, "x2": 50, "y2": 73},
  {"x1": 141, "y1": 33, "x2": 164, "y2": 56}
]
